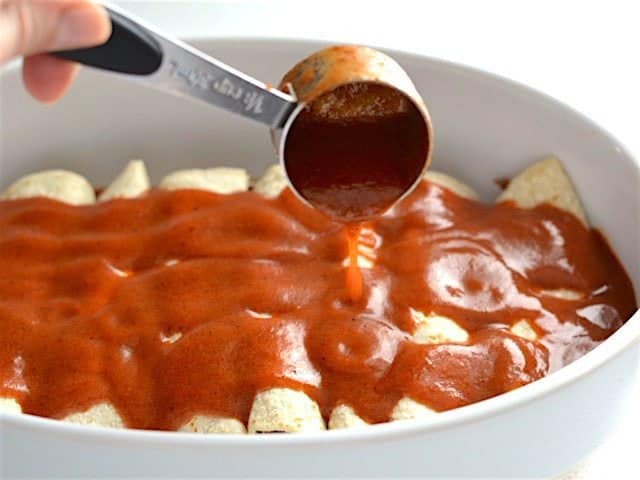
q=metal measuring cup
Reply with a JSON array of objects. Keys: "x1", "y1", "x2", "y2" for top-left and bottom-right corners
[
  {"x1": 273, "y1": 45, "x2": 433, "y2": 221},
  {"x1": 53, "y1": 5, "x2": 432, "y2": 220}
]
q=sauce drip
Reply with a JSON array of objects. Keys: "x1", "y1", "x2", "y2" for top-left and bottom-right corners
[
  {"x1": 0, "y1": 181, "x2": 635, "y2": 429},
  {"x1": 345, "y1": 224, "x2": 363, "y2": 303},
  {"x1": 284, "y1": 83, "x2": 429, "y2": 222}
]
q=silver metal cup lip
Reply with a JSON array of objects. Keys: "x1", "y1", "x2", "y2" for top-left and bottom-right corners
[
  {"x1": 274, "y1": 79, "x2": 433, "y2": 220},
  {"x1": 276, "y1": 101, "x2": 312, "y2": 210}
]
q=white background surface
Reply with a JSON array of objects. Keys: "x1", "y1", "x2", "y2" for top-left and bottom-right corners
[{"x1": 110, "y1": 2, "x2": 639, "y2": 478}]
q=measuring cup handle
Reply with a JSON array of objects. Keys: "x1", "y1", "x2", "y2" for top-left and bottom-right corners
[
  {"x1": 52, "y1": 4, "x2": 298, "y2": 129},
  {"x1": 53, "y1": 6, "x2": 163, "y2": 76}
]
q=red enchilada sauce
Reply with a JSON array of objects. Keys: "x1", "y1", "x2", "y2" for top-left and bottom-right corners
[{"x1": 0, "y1": 182, "x2": 635, "y2": 429}]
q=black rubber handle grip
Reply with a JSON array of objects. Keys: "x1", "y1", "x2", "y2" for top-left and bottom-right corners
[{"x1": 53, "y1": 7, "x2": 162, "y2": 75}]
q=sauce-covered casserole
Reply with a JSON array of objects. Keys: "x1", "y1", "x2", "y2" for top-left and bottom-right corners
[{"x1": 0, "y1": 158, "x2": 636, "y2": 432}]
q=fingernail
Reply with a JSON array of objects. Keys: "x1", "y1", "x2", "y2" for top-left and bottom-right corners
[{"x1": 54, "y1": 5, "x2": 109, "y2": 51}]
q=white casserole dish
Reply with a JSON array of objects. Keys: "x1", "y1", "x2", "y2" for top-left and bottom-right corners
[{"x1": 1, "y1": 38, "x2": 639, "y2": 478}]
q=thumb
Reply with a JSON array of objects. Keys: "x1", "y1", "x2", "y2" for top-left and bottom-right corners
[{"x1": 0, "y1": 0, "x2": 111, "y2": 64}]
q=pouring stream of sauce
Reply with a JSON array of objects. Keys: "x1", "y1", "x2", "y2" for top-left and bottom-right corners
[{"x1": 345, "y1": 224, "x2": 364, "y2": 303}]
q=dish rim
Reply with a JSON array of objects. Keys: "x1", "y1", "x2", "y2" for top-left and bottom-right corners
[{"x1": 1, "y1": 37, "x2": 639, "y2": 445}]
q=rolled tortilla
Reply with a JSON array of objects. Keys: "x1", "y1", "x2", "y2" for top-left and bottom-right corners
[
  {"x1": 159, "y1": 168, "x2": 249, "y2": 194},
  {"x1": 179, "y1": 415, "x2": 246, "y2": 434},
  {"x1": 410, "y1": 309, "x2": 470, "y2": 344},
  {"x1": 252, "y1": 164, "x2": 288, "y2": 199},
  {"x1": 328, "y1": 404, "x2": 368, "y2": 430},
  {"x1": 63, "y1": 402, "x2": 124, "y2": 428},
  {"x1": 248, "y1": 388, "x2": 326, "y2": 433},
  {"x1": 510, "y1": 320, "x2": 538, "y2": 341},
  {"x1": 424, "y1": 171, "x2": 479, "y2": 200},
  {"x1": 391, "y1": 397, "x2": 437, "y2": 421},
  {"x1": 0, "y1": 397, "x2": 22, "y2": 413},
  {"x1": 497, "y1": 156, "x2": 587, "y2": 225},
  {"x1": 99, "y1": 160, "x2": 150, "y2": 201},
  {"x1": 0, "y1": 170, "x2": 95, "y2": 205}
]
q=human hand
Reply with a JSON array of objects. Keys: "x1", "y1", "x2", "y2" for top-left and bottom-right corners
[{"x1": 0, "y1": 0, "x2": 111, "y2": 102}]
